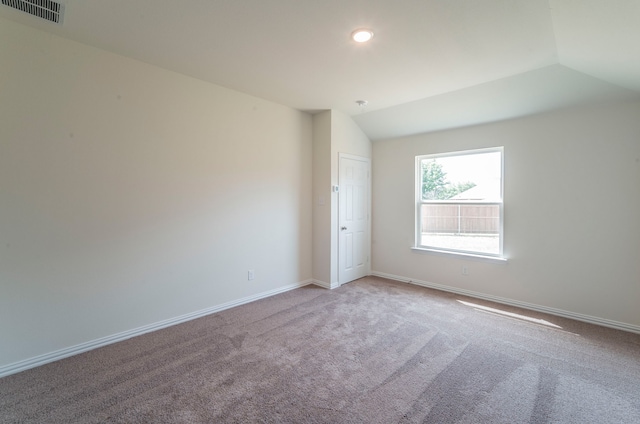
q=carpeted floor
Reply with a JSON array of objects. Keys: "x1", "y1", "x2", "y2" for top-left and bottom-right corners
[{"x1": 1, "y1": 277, "x2": 639, "y2": 423}]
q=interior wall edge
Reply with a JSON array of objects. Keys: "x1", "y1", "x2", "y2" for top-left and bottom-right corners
[{"x1": 311, "y1": 279, "x2": 338, "y2": 289}]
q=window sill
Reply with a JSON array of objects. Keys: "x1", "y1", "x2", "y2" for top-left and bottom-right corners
[{"x1": 411, "y1": 247, "x2": 508, "y2": 263}]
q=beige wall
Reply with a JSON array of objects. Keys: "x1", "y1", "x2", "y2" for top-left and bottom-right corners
[
  {"x1": 312, "y1": 110, "x2": 372, "y2": 288},
  {"x1": 312, "y1": 111, "x2": 332, "y2": 286},
  {"x1": 0, "y1": 18, "x2": 312, "y2": 370},
  {"x1": 329, "y1": 111, "x2": 372, "y2": 285},
  {"x1": 372, "y1": 100, "x2": 640, "y2": 330}
]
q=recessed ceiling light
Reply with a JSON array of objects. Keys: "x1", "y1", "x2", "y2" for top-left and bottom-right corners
[{"x1": 351, "y1": 28, "x2": 374, "y2": 43}]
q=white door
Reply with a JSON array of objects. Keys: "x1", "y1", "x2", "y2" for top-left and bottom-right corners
[{"x1": 338, "y1": 154, "x2": 370, "y2": 285}]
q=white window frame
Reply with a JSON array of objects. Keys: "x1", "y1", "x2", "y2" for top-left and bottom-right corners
[{"x1": 414, "y1": 147, "x2": 505, "y2": 261}]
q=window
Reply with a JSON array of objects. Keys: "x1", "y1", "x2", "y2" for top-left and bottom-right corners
[{"x1": 415, "y1": 147, "x2": 503, "y2": 258}]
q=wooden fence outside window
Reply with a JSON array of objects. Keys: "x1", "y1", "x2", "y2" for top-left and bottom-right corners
[{"x1": 421, "y1": 204, "x2": 499, "y2": 234}]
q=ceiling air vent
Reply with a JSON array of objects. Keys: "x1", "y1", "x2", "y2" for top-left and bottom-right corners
[{"x1": 1, "y1": 0, "x2": 63, "y2": 24}]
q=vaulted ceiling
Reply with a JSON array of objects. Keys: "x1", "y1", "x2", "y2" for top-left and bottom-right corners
[{"x1": 2, "y1": 0, "x2": 639, "y2": 140}]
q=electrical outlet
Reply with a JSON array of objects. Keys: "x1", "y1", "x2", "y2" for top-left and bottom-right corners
[
  {"x1": 461, "y1": 265, "x2": 469, "y2": 276},
  {"x1": 248, "y1": 270, "x2": 255, "y2": 281}
]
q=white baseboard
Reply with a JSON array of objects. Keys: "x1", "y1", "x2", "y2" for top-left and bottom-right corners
[
  {"x1": 0, "y1": 279, "x2": 314, "y2": 379},
  {"x1": 371, "y1": 271, "x2": 640, "y2": 334},
  {"x1": 311, "y1": 279, "x2": 340, "y2": 289},
  {"x1": 311, "y1": 279, "x2": 330, "y2": 289}
]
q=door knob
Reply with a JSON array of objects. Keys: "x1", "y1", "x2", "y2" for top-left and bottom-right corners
[{"x1": 341, "y1": 226, "x2": 347, "y2": 231}]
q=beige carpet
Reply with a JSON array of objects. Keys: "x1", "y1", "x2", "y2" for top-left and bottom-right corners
[{"x1": 1, "y1": 277, "x2": 639, "y2": 423}]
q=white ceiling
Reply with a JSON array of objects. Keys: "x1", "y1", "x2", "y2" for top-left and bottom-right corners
[{"x1": 2, "y1": 0, "x2": 639, "y2": 140}]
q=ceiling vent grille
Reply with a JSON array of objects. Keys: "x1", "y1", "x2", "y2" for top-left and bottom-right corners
[{"x1": 1, "y1": 0, "x2": 63, "y2": 24}]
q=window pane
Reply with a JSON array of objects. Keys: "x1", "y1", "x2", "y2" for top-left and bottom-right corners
[
  {"x1": 420, "y1": 151, "x2": 501, "y2": 201},
  {"x1": 420, "y1": 203, "x2": 500, "y2": 255},
  {"x1": 417, "y1": 148, "x2": 503, "y2": 257}
]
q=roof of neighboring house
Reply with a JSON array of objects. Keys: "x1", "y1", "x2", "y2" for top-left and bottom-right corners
[{"x1": 450, "y1": 182, "x2": 501, "y2": 201}]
